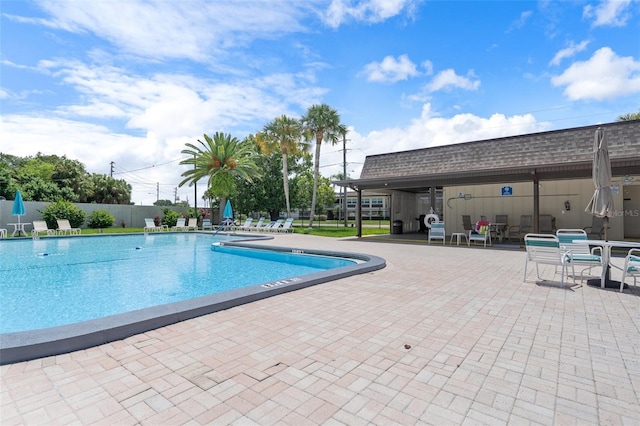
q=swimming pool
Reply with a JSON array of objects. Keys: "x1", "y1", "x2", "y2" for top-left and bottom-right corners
[{"x1": 0, "y1": 233, "x2": 385, "y2": 364}]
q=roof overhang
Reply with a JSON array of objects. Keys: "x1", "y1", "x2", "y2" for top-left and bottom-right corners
[{"x1": 335, "y1": 156, "x2": 640, "y2": 193}]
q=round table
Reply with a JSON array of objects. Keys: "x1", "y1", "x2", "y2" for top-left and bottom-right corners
[{"x1": 7, "y1": 222, "x2": 31, "y2": 237}]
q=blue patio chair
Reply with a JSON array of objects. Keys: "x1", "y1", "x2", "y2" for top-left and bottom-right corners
[{"x1": 428, "y1": 222, "x2": 445, "y2": 245}]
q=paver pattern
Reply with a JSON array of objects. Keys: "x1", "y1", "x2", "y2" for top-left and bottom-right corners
[{"x1": 1, "y1": 234, "x2": 639, "y2": 425}]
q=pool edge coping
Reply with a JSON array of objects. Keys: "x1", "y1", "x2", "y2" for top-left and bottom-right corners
[{"x1": 0, "y1": 240, "x2": 385, "y2": 365}]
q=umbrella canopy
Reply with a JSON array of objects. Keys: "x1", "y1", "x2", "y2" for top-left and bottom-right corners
[
  {"x1": 223, "y1": 200, "x2": 233, "y2": 219},
  {"x1": 12, "y1": 190, "x2": 26, "y2": 224},
  {"x1": 585, "y1": 127, "x2": 614, "y2": 239}
]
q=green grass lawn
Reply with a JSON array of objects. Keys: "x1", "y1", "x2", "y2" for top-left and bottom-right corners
[{"x1": 74, "y1": 220, "x2": 391, "y2": 238}]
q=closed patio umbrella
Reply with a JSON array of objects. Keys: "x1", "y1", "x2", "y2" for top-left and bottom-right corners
[
  {"x1": 12, "y1": 190, "x2": 25, "y2": 223},
  {"x1": 11, "y1": 190, "x2": 26, "y2": 236},
  {"x1": 585, "y1": 127, "x2": 614, "y2": 240},
  {"x1": 585, "y1": 127, "x2": 616, "y2": 287},
  {"x1": 223, "y1": 200, "x2": 233, "y2": 219}
]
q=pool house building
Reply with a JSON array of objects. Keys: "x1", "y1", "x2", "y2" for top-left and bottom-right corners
[{"x1": 337, "y1": 120, "x2": 640, "y2": 241}]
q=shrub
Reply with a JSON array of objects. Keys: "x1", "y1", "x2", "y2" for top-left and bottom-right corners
[
  {"x1": 161, "y1": 209, "x2": 181, "y2": 227},
  {"x1": 41, "y1": 200, "x2": 86, "y2": 229},
  {"x1": 87, "y1": 209, "x2": 115, "y2": 229}
]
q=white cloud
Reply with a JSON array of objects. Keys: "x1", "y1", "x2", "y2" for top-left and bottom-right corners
[
  {"x1": 14, "y1": 0, "x2": 309, "y2": 61},
  {"x1": 320, "y1": 104, "x2": 549, "y2": 181},
  {"x1": 551, "y1": 47, "x2": 640, "y2": 101},
  {"x1": 360, "y1": 54, "x2": 421, "y2": 83},
  {"x1": 425, "y1": 69, "x2": 480, "y2": 92},
  {"x1": 549, "y1": 40, "x2": 590, "y2": 66},
  {"x1": 583, "y1": 0, "x2": 634, "y2": 27},
  {"x1": 324, "y1": 0, "x2": 418, "y2": 28},
  {"x1": 506, "y1": 10, "x2": 533, "y2": 33}
]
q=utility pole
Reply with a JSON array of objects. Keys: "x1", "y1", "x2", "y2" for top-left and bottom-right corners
[
  {"x1": 156, "y1": 182, "x2": 159, "y2": 202},
  {"x1": 110, "y1": 161, "x2": 114, "y2": 177},
  {"x1": 174, "y1": 187, "x2": 178, "y2": 204},
  {"x1": 343, "y1": 133, "x2": 349, "y2": 227}
]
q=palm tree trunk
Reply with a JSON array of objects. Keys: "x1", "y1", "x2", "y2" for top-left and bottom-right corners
[
  {"x1": 308, "y1": 133, "x2": 322, "y2": 228},
  {"x1": 282, "y1": 153, "x2": 291, "y2": 218}
]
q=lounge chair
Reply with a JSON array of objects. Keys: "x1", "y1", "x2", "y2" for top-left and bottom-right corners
[
  {"x1": 144, "y1": 218, "x2": 165, "y2": 233},
  {"x1": 56, "y1": 219, "x2": 81, "y2": 235},
  {"x1": 266, "y1": 219, "x2": 284, "y2": 232},
  {"x1": 250, "y1": 218, "x2": 266, "y2": 231},
  {"x1": 556, "y1": 229, "x2": 603, "y2": 282},
  {"x1": 257, "y1": 220, "x2": 276, "y2": 232},
  {"x1": 468, "y1": 221, "x2": 491, "y2": 247},
  {"x1": 620, "y1": 249, "x2": 640, "y2": 292},
  {"x1": 233, "y1": 218, "x2": 253, "y2": 231},
  {"x1": 0, "y1": 228, "x2": 6, "y2": 238},
  {"x1": 186, "y1": 218, "x2": 198, "y2": 231},
  {"x1": 31, "y1": 220, "x2": 56, "y2": 238},
  {"x1": 508, "y1": 215, "x2": 532, "y2": 242},
  {"x1": 201, "y1": 219, "x2": 213, "y2": 230},
  {"x1": 523, "y1": 233, "x2": 571, "y2": 285},
  {"x1": 277, "y1": 218, "x2": 295, "y2": 233},
  {"x1": 172, "y1": 218, "x2": 187, "y2": 231},
  {"x1": 428, "y1": 222, "x2": 445, "y2": 244}
]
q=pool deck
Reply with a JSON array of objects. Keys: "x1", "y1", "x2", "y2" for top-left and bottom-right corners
[{"x1": 1, "y1": 234, "x2": 639, "y2": 425}]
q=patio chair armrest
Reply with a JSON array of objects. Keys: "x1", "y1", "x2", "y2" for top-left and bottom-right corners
[{"x1": 590, "y1": 246, "x2": 603, "y2": 256}]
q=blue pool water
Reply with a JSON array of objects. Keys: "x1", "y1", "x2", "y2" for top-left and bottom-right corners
[{"x1": 0, "y1": 234, "x2": 355, "y2": 333}]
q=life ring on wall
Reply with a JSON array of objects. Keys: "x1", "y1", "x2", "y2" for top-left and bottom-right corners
[{"x1": 424, "y1": 214, "x2": 439, "y2": 228}]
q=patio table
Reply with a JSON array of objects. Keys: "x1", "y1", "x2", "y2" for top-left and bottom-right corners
[
  {"x1": 573, "y1": 239, "x2": 640, "y2": 289},
  {"x1": 7, "y1": 222, "x2": 31, "y2": 237}
]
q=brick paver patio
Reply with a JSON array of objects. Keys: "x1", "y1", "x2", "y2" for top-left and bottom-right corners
[{"x1": 1, "y1": 234, "x2": 639, "y2": 425}]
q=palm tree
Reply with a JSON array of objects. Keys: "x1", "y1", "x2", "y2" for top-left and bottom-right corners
[
  {"x1": 179, "y1": 132, "x2": 261, "y2": 222},
  {"x1": 301, "y1": 104, "x2": 347, "y2": 228},
  {"x1": 256, "y1": 115, "x2": 307, "y2": 218}
]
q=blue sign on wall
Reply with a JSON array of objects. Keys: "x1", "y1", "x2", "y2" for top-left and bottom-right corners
[{"x1": 501, "y1": 186, "x2": 513, "y2": 196}]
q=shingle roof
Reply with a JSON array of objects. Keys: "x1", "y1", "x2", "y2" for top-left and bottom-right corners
[{"x1": 353, "y1": 120, "x2": 640, "y2": 190}]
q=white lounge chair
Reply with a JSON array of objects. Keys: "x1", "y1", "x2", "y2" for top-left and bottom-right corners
[
  {"x1": 172, "y1": 218, "x2": 187, "y2": 231},
  {"x1": 56, "y1": 219, "x2": 81, "y2": 235},
  {"x1": 266, "y1": 219, "x2": 284, "y2": 232},
  {"x1": 250, "y1": 218, "x2": 266, "y2": 231},
  {"x1": 233, "y1": 218, "x2": 253, "y2": 231},
  {"x1": 201, "y1": 219, "x2": 213, "y2": 230},
  {"x1": 556, "y1": 229, "x2": 603, "y2": 282},
  {"x1": 186, "y1": 218, "x2": 199, "y2": 231},
  {"x1": 144, "y1": 218, "x2": 165, "y2": 233},
  {"x1": 468, "y1": 221, "x2": 491, "y2": 247},
  {"x1": 277, "y1": 218, "x2": 295, "y2": 233},
  {"x1": 620, "y1": 249, "x2": 640, "y2": 293},
  {"x1": 523, "y1": 234, "x2": 571, "y2": 285},
  {"x1": 428, "y1": 222, "x2": 445, "y2": 245},
  {"x1": 32, "y1": 220, "x2": 56, "y2": 238},
  {"x1": 257, "y1": 220, "x2": 276, "y2": 232}
]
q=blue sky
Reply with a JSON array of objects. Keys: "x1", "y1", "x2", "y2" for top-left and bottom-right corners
[{"x1": 1, "y1": 0, "x2": 639, "y2": 206}]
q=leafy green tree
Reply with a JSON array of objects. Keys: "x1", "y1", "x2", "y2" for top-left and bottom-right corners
[
  {"x1": 617, "y1": 110, "x2": 640, "y2": 121},
  {"x1": 234, "y1": 149, "x2": 284, "y2": 220},
  {"x1": 179, "y1": 132, "x2": 261, "y2": 222},
  {"x1": 40, "y1": 200, "x2": 86, "y2": 229},
  {"x1": 154, "y1": 199, "x2": 173, "y2": 206},
  {"x1": 22, "y1": 177, "x2": 76, "y2": 201},
  {"x1": 257, "y1": 115, "x2": 307, "y2": 218},
  {"x1": 87, "y1": 174, "x2": 132, "y2": 204},
  {"x1": 292, "y1": 173, "x2": 336, "y2": 218},
  {"x1": 301, "y1": 104, "x2": 347, "y2": 228}
]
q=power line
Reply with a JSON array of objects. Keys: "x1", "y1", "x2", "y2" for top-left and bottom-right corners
[{"x1": 112, "y1": 157, "x2": 184, "y2": 175}]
